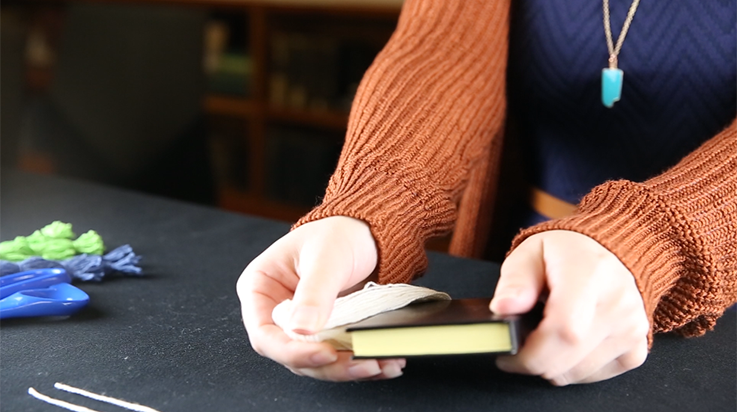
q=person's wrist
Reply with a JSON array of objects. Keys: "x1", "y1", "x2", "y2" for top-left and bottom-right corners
[{"x1": 332, "y1": 215, "x2": 378, "y2": 276}]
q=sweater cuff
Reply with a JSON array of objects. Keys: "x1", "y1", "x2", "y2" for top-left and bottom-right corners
[
  {"x1": 510, "y1": 180, "x2": 719, "y2": 339},
  {"x1": 295, "y1": 162, "x2": 457, "y2": 285}
]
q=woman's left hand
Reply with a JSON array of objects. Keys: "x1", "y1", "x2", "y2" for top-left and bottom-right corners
[{"x1": 491, "y1": 230, "x2": 649, "y2": 385}]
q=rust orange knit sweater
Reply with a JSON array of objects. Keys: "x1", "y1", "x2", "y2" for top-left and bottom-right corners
[{"x1": 296, "y1": 0, "x2": 737, "y2": 338}]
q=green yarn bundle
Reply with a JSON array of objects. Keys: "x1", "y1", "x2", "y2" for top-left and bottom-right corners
[{"x1": 0, "y1": 221, "x2": 105, "y2": 262}]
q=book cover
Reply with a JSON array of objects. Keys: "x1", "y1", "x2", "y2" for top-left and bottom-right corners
[{"x1": 346, "y1": 298, "x2": 540, "y2": 358}]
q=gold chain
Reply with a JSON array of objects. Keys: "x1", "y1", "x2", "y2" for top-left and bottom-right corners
[{"x1": 603, "y1": 0, "x2": 641, "y2": 68}]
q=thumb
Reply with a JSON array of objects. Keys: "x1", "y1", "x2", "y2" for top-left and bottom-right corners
[
  {"x1": 288, "y1": 239, "x2": 355, "y2": 334},
  {"x1": 491, "y1": 236, "x2": 546, "y2": 315}
]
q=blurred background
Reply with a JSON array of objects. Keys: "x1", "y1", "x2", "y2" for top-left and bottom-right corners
[{"x1": 1, "y1": 0, "x2": 402, "y2": 222}]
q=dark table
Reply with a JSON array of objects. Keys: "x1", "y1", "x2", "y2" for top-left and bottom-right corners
[{"x1": 1, "y1": 171, "x2": 735, "y2": 412}]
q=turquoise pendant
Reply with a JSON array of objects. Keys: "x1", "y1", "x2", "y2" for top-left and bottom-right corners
[{"x1": 601, "y1": 68, "x2": 624, "y2": 108}]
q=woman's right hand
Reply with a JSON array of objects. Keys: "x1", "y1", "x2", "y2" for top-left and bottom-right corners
[{"x1": 236, "y1": 216, "x2": 406, "y2": 381}]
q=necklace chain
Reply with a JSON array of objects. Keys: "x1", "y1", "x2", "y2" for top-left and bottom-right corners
[{"x1": 603, "y1": 0, "x2": 641, "y2": 68}]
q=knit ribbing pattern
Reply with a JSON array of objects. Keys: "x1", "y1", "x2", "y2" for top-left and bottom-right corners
[
  {"x1": 296, "y1": 0, "x2": 510, "y2": 283},
  {"x1": 512, "y1": 120, "x2": 737, "y2": 337}
]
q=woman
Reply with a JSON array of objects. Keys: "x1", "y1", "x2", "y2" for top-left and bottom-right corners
[{"x1": 237, "y1": 0, "x2": 736, "y2": 384}]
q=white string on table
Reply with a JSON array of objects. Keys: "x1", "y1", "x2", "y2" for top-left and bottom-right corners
[
  {"x1": 53, "y1": 382, "x2": 162, "y2": 412},
  {"x1": 27, "y1": 388, "x2": 102, "y2": 412}
]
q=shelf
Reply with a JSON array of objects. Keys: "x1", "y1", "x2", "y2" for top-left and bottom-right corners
[
  {"x1": 12, "y1": 1, "x2": 399, "y2": 228},
  {"x1": 18, "y1": 151, "x2": 56, "y2": 175},
  {"x1": 62, "y1": 1, "x2": 403, "y2": 17},
  {"x1": 204, "y1": 95, "x2": 260, "y2": 118},
  {"x1": 267, "y1": 107, "x2": 348, "y2": 130},
  {"x1": 218, "y1": 187, "x2": 311, "y2": 223},
  {"x1": 205, "y1": 95, "x2": 349, "y2": 130}
]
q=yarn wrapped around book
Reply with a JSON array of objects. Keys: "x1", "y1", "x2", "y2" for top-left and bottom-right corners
[
  {"x1": 0, "y1": 245, "x2": 143, "y2": 282},
  {"x1": 272, "y1": 282, "x2": 450, "y2": 350}
]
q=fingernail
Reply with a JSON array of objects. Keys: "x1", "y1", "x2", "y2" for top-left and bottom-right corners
[
  {"x1": 491, "y1": 288, "x2": 522, "y2": 310},
  {"x1": 381, "y1": 362, "x2": 404, "y2": 379},
  {"x1": 310, "y1": 351, "x2": 337, "y2": 366},
  {"x1": 348, "y1": 361, "x2": 382, "y2": 379},
  {"x1": 290, "y1": 306, "x2": 321, "y2": 334},
  {"x1": 495, "y1": 357, "x2": 513, "y2": 372}
]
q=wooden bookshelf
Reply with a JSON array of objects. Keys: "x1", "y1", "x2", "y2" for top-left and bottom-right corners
[
  {"x1": 14, "y1": 0, "x2": 405, "y2": 232},
  {"x1": 267, "y1": 107, "x2": 348, "y2": 130},
  {"x1": 204, "y1": 95, "x2": 260, "y2": 118},
  {"x1": 13, "y1": 0, "x2": 453, "y2": 252},
  {"x1": 60, "y1": 0, "x2": 404, "y2": 17},
  {"x1": 218, "y1": 186, "x2": 310, "y2": 222},
  {"x1": 200, "y1": 2, "x2": 399, "y2": 224}
]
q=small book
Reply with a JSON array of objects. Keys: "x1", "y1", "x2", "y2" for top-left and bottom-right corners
[
  {"x1": 347, "y1": 298, "x2": 536, "y2": 358},
  {"x1": 273, "y1": 283, "x2": 540, "y2": 358}
]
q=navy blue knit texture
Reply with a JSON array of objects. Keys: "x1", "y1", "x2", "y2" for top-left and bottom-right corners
[{"x1": 507, "y1": 0, "x2": 736, "y2": 205}]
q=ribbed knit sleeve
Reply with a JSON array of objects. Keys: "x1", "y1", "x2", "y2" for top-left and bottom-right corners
[
  {"x1": 295, "y1": 0, "x2": 510, "y2": 284},
  {"x1": 511, "y1": 119, "x2": 737, "y2": 337}
]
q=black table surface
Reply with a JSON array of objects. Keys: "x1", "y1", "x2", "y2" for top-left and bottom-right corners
[{"x1": 1, "y1": 170, "x2": 735, "y2": 412}]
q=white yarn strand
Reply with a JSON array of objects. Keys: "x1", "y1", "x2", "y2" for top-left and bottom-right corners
[
  {"x1": 27, "y1": 388, "x2": 102, "y2": 412},
  {"x1": 54, "y1": 382, "x2": 163, "y2": 412},
  {"x1": 272, "y1": 282, "x2": 451, "y2": 349}
]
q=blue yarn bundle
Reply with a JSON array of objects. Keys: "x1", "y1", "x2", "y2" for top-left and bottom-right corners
[{"x1": 0, "y1": 245, "x2": 142, "y2": 282}]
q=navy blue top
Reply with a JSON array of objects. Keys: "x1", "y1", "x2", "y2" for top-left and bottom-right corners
[{"x1": 507, "y1": 0, "x2": 736, "y2": 215}]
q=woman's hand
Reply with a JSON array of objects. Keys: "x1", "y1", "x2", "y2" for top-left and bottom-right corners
[
  {"x1": 236, "y1": 216, "x2": 406, "y2": 381},
  {"x1": 491, "y1": 230, "x2": 649, "y2": 385}
]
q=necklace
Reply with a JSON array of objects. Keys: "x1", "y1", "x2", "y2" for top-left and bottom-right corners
[{"x1": 602, "y1": 0, "x2": 641, "y2": 108}]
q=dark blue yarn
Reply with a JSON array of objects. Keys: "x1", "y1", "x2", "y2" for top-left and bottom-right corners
[
  {"x1": 507, "y1": 0, "x2": 736, "y2": 206},
  {"x1": 0, "y1": 245, "x2": 143, "y2": 282},
  {"x1": 0, "y1": 262, "x2": 21, "y2": 277}
]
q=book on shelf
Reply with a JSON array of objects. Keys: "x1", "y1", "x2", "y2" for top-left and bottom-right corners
[
  {"x1": 208, "y1": 53, "x2": 252, "y2": 96},
  {"x1": 273, "y1": 283, "x2": 541, "y2": 358},
  {"x1": 204, "y1": 17, "x2": 251, "y2": 96},
  {"x1": 269, "y1": 32, "x2": 381, "y2": 112}
]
